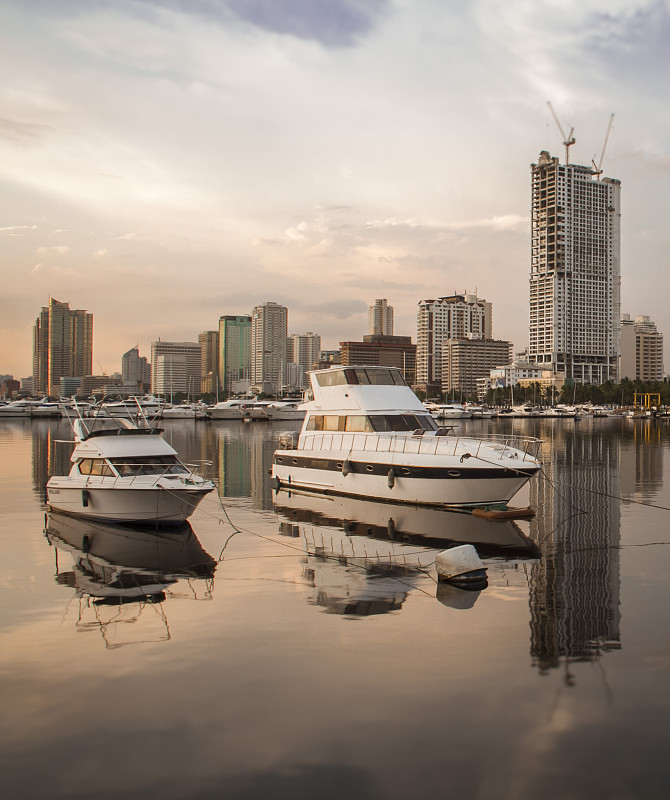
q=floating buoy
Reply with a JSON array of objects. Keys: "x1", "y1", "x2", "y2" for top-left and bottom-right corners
[
  {"x1": 436, "y1": 544, "x2": 487, "y2": 585},
  {"x1": 81, "y1": 489, "x2": 89, "y2": 508},
  {"x1": 271, "y1": 476, "x2": 280, "y2": 491},
  {"x1": 387, "y1": 468, "x2": 395, "y2": 488},
  {"x1": 342, "y1": 459, "x2": 352, "y2": 477}
]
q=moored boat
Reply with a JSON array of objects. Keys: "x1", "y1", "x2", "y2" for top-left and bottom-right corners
[
  {"x1": 271, "y1": 365, "x2": 541, "y2": 508},
  {"x1": 46, "y1": 416, "x2": 215, "y2": 525}
]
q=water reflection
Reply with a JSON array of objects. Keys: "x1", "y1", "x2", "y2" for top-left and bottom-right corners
[
  {"x1": 274, "y1": 490, "x2": 539, "y2": 616},
  {"x1": 527, "y1": 420, "x2": 623, "y2": 682},
  {"x1": 44, "y1": 512, "x2": 217, "y2": 647}
]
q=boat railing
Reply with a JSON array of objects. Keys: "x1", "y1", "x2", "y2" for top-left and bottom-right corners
[
  {"x1": 297, "y1": 432, "x2": 542, "y2": 462},
  {"x1": 84, "y1": 461, "x2": 209, "y2": 486}
]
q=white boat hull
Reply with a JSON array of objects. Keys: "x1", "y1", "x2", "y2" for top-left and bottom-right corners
[
  {"x1": 272, "y1": 444, "x2": 539, "y2": 508},
  {"x1": 46, "y1": 480, "x2": 213, "y2": 524}
]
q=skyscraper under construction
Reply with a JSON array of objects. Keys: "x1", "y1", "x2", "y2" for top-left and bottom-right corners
[{"x1": 528, "y1": 150, "x2": 621, "y2": 384}]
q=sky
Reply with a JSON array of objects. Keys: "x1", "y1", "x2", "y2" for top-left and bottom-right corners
[{"x1": 1, "y1": 0, "x2": 670, "y2": 379}]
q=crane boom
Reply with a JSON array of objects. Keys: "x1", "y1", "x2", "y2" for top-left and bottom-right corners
[{"x1": 547, "y1": 101, "x2": 576, "y2": 165}]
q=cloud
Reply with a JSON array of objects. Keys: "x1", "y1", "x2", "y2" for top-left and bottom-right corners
[
  {"x1": 92, "y1": 249, "x2": 109, "y2": 257},
  {"x1": 35, "y1": 245, "x2": 70, "y2": 254},
  {"x1": 0, "y1": 224, "x2": 39, "y2": 235},
  {"x1": 0, "y1": 116, "x2": 50, "y2": 145}
]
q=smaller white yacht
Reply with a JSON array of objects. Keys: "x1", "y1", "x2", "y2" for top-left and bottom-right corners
[
  {"x1": 207, "y1": 398, "x2": 255, "y2": 420},
  {"x1": 262, "y1": 401, "x2": 307, "y2": 421},
  {"x1": 46, "y1": 417, "x2": 215, "y2": 525},
  {"x1": 160, "y1": 402, "x2": 208, "y2": 419},
  {"x1": 425, "y1": 403, "x2": 473, "y2": 420}
]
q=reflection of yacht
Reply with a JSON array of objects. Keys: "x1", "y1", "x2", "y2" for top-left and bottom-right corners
[
  {"x1": 46, "y1": 416, "x2": 215, "y2": 524},
  {"x1": 45, "y1": 513, "x2": 216, "y2": 645},
  {"x1": 274, "y1": 490, "x2": 537, "y2": 616},
  {"x1": 274, "y1": 489, "x2": 539, "y2": 560},
  {"x1": 272, "y1": 365, "x2": 541, "y2": 508}
]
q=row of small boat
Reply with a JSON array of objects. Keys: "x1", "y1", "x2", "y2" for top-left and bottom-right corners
[{"x1": 0, "y1": 397, "x2": 307, "y2": 421}]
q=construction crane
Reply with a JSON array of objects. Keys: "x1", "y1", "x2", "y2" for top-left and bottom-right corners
[
  {"x1": 591, "y1": 113, "x2": 615, "y2": 179},
  {"x1": 547, "y1": 101, "x2": 576, "y2": 165}
]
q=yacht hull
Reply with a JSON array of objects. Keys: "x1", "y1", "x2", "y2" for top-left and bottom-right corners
[
  {"x1": 272, "y1": 449, "x2": 539, "y2": 507},
  {"x1": 46, "y1": 481, "x2": 212, "y2": 524}
]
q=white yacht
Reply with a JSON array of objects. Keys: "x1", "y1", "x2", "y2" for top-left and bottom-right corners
[
  {"x1": 46, "y1": 417, "x2": 215, "y2": 525},
  {"x1": 207, "y1": 398, "x2": 255, "y2": 420},
  {"x1": 271, "y1": 366, "x2": 542, "y2": 508},
  {"x1": 101, "y1": 396, "x2": 164, "y2": 419},
  {"x1": 262, "y1": 401, "x2": 307, "y2": 421},
  {"x1": 425, "y1": 403, "x2": 473, "y2": 420},
  {"x1": 0, "y1": 398, "x2": 47, "y2": 417},
  {"x1": 160, "y1": 402, "x2": 208, "y2": 419}
]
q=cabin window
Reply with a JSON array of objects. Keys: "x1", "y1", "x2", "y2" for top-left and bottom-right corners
[
  {"x1": 368, "y1": 414, "x2": 437, "y2": 432},
  {"x1": 77, "y1": 458, "x2": 114, "y2": 477},
  {"x1": 109, "y1": 456, "x2": 189, "y2": 476},
  {"x1": 323, "y1": 415, "x2": 344, "y2": 431},
  {"x1": 344, "y1": 415, "x2": 372, "y2": 432},
  {"x1": 315, "y1": 370, "x2": 348, "y2": 387}
]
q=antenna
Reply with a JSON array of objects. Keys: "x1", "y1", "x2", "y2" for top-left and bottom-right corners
[
  {"x1": 547, "y1": 101, "x2": 576, "y2": 165},
  {"x1": 591, "y1": 113, "x2": 615, "y2": 179}
]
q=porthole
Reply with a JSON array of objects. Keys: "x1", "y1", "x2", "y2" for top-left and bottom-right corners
[
  {"x1": 448, "y1": 470, "x2": 461, "y2": 477},
  {"x1": 276, "y1": 457, "x2": 283, "y2": 464},
  {"x1": 366, "y1": 465, "x2": 374, "y2": 472},
  {"x1": 336, "y1": 462, "x2": 343, "y2": 469},
  {"x1": 401, "y1": 468, "x2": 411, "y2": 476},
  {"x1": 292, "y1": 458, "x2": 299, "y2": 465}
]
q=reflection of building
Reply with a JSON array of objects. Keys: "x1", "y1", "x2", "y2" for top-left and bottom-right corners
[
  {"x1": 528, "y1": 423, "x2": 622, "y2": 681},
  {"x1": 33, "y1": 298, "x2": 93, "y2": 396},
  {"x1": 32, "y1": 421, "x2": 73, "y2": 497},
  {"x1": 529, "y1": 151, "x2": 621, "y2": 384},
  {"x1": 619, "y1": 423, "x2": 664, "y2": 500}
]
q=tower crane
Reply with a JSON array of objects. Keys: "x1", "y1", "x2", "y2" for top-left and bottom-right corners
[
  {"x1": 591, "y1": 113, "x2": 615, "y2": 179},
  {"x1": 547, "y1": 101, "x2": 576, "y2": 165}
]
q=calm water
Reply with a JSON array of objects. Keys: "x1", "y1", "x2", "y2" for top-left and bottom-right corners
[{"x1": 2, "y1": 415, "x2": 670, "y2": 800}]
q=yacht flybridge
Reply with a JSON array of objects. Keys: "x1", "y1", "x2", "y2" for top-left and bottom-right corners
[
  {"x1": 271, "y1": 366, "x2": 542, "y2": 508},
  {"x1": 46, "y1": 417, "x2": 215, "y2": 525}
]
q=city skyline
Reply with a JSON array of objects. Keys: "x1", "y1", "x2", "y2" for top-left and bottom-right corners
[{"x1": 1, "y1": 1, "x2": 669, "y2": 377}]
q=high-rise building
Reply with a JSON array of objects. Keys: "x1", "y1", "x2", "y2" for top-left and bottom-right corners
[
  {"x1": 416, "y1": 293, "x2": 492, "y2": 393},
  {"x1": 121, "y1": 347, "x2": 150, "y2": 394},
  {"x1": 251, "y1": 302, "x2": 288, "y2": 395},
  {"x1": 442, "y1": 338, "x2": 512, "y2": 396},
  {"x1": 529, "y1": 150, "x2": 621, "y2": 384},
  {"x1": 198, "y1": 330, "x2": 219, "y2": 395},
  {"x1": 340, "y1": 335, "x2": 416, "y2": 386},
  {"x1": 150, "y1": 340, "x2": 202, "y2": 397},
  {"x1": 33, "y1": 298, "x2": 93, "y2": 396},
  {"x1": 620, "y1": 314, "x2": 663, "y2": 382},
  {"x1": 287, "y1": 332, "x2": 321, "y2": 390},
  {"x1": 218, "y1": 315, "x2": 252, "y2": 396},
  {"x1": 369, "y1": 299, "x2": 394, "y2": 336}
]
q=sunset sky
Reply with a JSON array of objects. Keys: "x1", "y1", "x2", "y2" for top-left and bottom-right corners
[{"x1": 1, "y1": 0, "x2": 669, "y2": 379}]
